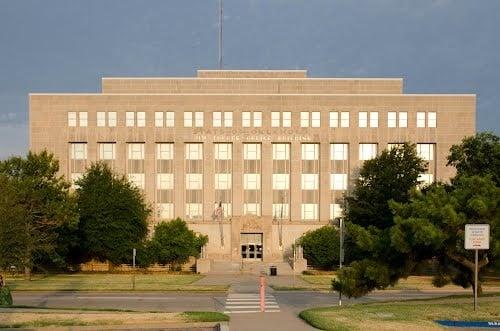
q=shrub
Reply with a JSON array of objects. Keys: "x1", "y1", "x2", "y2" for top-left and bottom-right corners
[
  {"x1": 299, "y1": 226, "x2": 340, "y2": 269},
  {"x1": 0, "y1": 287, "x2": 13, "y2": 306}
]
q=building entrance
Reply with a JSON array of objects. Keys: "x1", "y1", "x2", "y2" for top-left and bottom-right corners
[{"x1": 241, "y1": 233, "x2": 263, "y2": 260}]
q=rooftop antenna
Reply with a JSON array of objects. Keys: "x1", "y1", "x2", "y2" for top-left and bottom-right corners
[{"x1": 218, "y1": 0, "x2": 223, "y2": 69}]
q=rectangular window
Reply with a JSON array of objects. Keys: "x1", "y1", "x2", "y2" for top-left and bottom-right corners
[
  {"x1": 97, "y1": 112, "x2": 106, "y2": 127},
  {"x1": 68, "y1": 112, "x2": 77, "y2": 127},
  {"x1": 186, "y1": 203, "x2": 203, "y2": 218},
  {"x1": 301, "y1": 143, "x2": 319, "y2": 160},
  {"x1": 418, "y1": 173, "x2": 434, "y2": 186},
  {"x1": 331, "y1": 173, "x2": 347, "y2": 190},
  {"x1": 301, "y1": 204, "x2": 318, "y2": 220},
  {"x1": 70, "y1": 173, "x2": 83, "y2": 188},
  {"x1": 359, "y1": 143, "x2": 377, "y2": 160},
  {"x1": 128, "y1": 143, "x2": 144, "y2": 160},
  {"x1": 300, "y1": 112, "x2": 309, "y2": 127},
  {"x1": 157, "y1": 203, "x2": 174, "y2": 219},
  {"x1": 329, "y1": 112, "x2": 339, "y2": 128},
  {"x1": 137, "y1": 112, "x2": 146, "y2": 127},
  {"x1": 244, "y1": 143, "x2": 261, "y2": 160},
  {"x1": 244, "y1": 173, "x2": 261, "y2": 190},
  {"x1": 330, "y1": 204, "x2": 343, "y2": 219},
  {"x1": 271, "y1": 112, "x2": 280, "y2": 127},
  {"x1": 244, "y1": 203, "x2": 260, "y2": 216},
  {"x1": 272, "y1": 174, "x2": 289, "y2": 190},
  {"x1": 155, "y1": 112, "x2": 164, "y2": 127},
  {"x1": 165, "y1": 112, "x2": 174, "y2": 127},
  {"x1": 224, "y1": 112, "x2": 233, "y2": 127},
  {"x1": 184, "y1": 112, "x2": 193, "y2": 127},
  {"x1": 331, "y1": 143, "x2": 348, "y2": 161},
  {"x1": 195, "y1": 112, "x2": 204, "y2": 127},
  {"x1": 359, "y1": 112, "x2": 368, "y2": 128},
  {"x1": 253, "y1": 112, "x2": 262, "y2": 127},
  {"x1": 79, "y1": 112, "x2": 88, "y2": 127},
  {"x1": 157, "y1": 143, "x2": 174, "y2": 160},
  {"x1": 215, "y1": 173, "x2": 232, "y2": 190},
  {"x1": 213, "y1": 111, "x2": 222, "y2": 127},
  {"x1": 340, "y1": 112, "x2": 350, "y2": 128},
  {"x1": 186, "y1": 173, "x2": 203, "y2": 190},
  {"x1": 301, "y1": 174, "x2": 319, "y2": 190},
  {"x1": 242, "y1": 112, "x2": 251, "y2": 127},
  {"x1": 128, "y1": 173, "x2": 145, "y2": 189},
  {"x1": 417, "y1": 143, "x2": 435, "y2": 161},
  {"x1": 108, "y1": 112, "x2": 116, "y2": 127},
  {"x1": 273, "y1": 143, "x2": 290, "y2": 160},
  {"x1": 71, "y1": 143, "x2": 87, "y2": 160},
  {"x1": 370, "y1": 112, "x2": 379, "y2": 128},
  {"x1": 215, "y1": 143, "x2": 232, "y2": 160},
  {"x1": 282, "y1": 112, "x2": 291, "y2": 127},
  {"x1": 388, "y1": 112, "x2": 397, "y2": 128},
  {"x1": 157, "y1": 173, "x2": 174, "y2": 190},
  {"x1": 399, "y1": 112, "x2": 407, "y2": 128},
  {"x1": 311, "y1": 112, "x2": 321, "y2": 127},
  {"x1": 185, "y1": 143, "x2": 203, "y2": 160},
  {"x1": 417, "y1": 112, "x2": 426, "y2": 128},
  {"x1": 428, "y1": 112, "x2": 437, "y2": 128},
  {"x1": 99, "y1": 143, "x2": 115, "y2": 160},
  {"x1": 273, "y1": 204, "x2": 289, "y2": 219},
  {"x1": 126, "y1": 112, "x2": 135, "y2": 127}
]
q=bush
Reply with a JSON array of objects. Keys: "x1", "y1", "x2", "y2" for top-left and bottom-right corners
[
  {"x1": 299, "y1": 226, "x2": 340, "y2": 269},
  {"x1": 0, "y1": 287, "x2": 13, "y2": 306}
]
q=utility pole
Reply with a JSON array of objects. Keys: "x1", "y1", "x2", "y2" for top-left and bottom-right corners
[{"x1": 218, "y1": 0, "x2": 223, "y2": 69}]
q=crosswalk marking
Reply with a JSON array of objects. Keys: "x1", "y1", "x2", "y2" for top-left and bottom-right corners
[{"x1": 223, "y1": 293, "x2": 281, "y2": 314}]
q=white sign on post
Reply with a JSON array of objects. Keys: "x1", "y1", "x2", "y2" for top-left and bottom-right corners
[{"x1": 465, "y1": 224, "x2": 490, "y2": 250}]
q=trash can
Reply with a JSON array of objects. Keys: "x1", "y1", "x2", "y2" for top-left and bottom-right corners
[{"x1": 270, "y1": 266, "x2": 277, "y2": 276}]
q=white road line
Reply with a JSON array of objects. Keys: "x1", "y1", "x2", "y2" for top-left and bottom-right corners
[
  {"x1": 224, "y1": 310, "x2": 281, "y2": 314},
  {"x1": 76, "y1": 296, "x2": 175, "y2": 300}
]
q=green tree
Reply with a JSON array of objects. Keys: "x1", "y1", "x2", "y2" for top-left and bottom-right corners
[
  {"x1": 299, "y1": 226, "x2": 339, "y2": 269},
  {"x1": 390, "y1": 176, "x2": 499, "y2": 294},
  {"x1": 447, "y1": 132, "x2": 500, "y2": 186},
  {"x1": 76, "y1": 163, "x2": 150, "y2": 265},
  {"x1": 333, "y1": 143, "x2": 427, "y2": 297},
  {"x1": 148, "y1": 218, "x2": 208, "y2": 270}
]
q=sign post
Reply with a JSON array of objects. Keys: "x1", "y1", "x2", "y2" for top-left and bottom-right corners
[{"x1": 464, "y1": 224, "x2": 490, "y2": 311}]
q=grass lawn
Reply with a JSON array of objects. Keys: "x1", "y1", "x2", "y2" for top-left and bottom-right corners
[
  {"x1": 299, "y1": 295, "x2": 500, "y2": 331},
  {"x1": 0, "y1": 308, "x2": 229, "y2": 329},
  {"x1": 5, "y1": 273, "x2": 228, "y2": 292}
]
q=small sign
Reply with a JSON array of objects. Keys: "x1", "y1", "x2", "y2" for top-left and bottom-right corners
[
  {"x1": 133, "y1": 248, "x2": 137, "y2": 257},
  {"x1": 465, "y1": 224, "x2": 490, "y2": 250}
]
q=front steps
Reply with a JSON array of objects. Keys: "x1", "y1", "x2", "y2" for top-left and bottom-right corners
[{"x1": 207, "y1": 260, "x2": 295, "y2": 275}]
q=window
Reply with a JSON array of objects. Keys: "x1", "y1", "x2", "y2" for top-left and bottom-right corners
[
  {"x1": 186, "y1": 173, "x2": 203, "y2": 190},
  {"x1": 331, "y1": 174, "x2": 347, "y2": 190},
  {"x1": 165, "y1": 112, "x2": 174, "y2": 127},
  {"x1": 428, "y1": 112, "x2": 437, "y2": 128},
  {"x1": 417, "y1": 112, "x2": 426, "y2": 128},
  {"x1": 244, "y1": 143, "x2": 261, "y2": 160},
  {"x1": 340, "y1": 112, "x2": 349, "y2": 128},
  {"x1": 68, "y1": 112, "x2": 77, "y2": 127},
  {"x1": 301, "y1": 174, "x2": 319, "y2": 190},
  {"x1": 273, "y1": 204, "x2": 289, "y2": 219},
  {"x1": 370, "y1": 112, "x2": 378, "y2": 128},
  {"x1": 311, "y1": 112, "x2": 321, "y2": 127},
  {"x1": 70, "y1": 143, "x2": 87, "y2": 160},
  {"x1": 330, "y1": 112, "x2": 339, "y2": 128},
  {"x1": 331, "y1": 143, "x2": 348, "y2": 161},
  {"x1": 99, "y1": 143, "x2": 115, "y2": 160},
  {"x1": 359, "y1": 143, "x2": 377, "y2": 160},
  {"x1": 359, "y1": 112, "x2": 368, "y2": 128},
  {"x1": 157, "y1": 143, "x2": 174, "y2": 160},
  {"x1": 272, "y1": 174, "x2": 289, "y2": 190},
  {"x1": 195, "y1": 112, "x2": 204, "y2": 127},
  {"x1": 186, "y1": 143, "x2": 203, "y2": 160},
  {"x1": 302, "y1": 143, "x2": 319, "y2": 160},
  {"x1": 399, "y1": 112, "x2": 407, "y2": 128},
  {"x1": 300, "y1": 112, "x2": 309, "y2": 127},
  {"x1": 271, "y1": 112, "x2": 280, "y2": 127},
  {"x1": 108, "y1": 112, "x2": 117, "y2": 127},
  {"x1": 330, "y1": 204, "x2": 343, "y2": 219},
  {"x1": 301, "y1": 204, "x2": 318, "y2": 220},
  {"x1": 184, "y1": 112, "x2": 193, "y2": 127},
  {"x1": 215, "y1": 173, "x2": 232, "y2": 190},
  {"x1": 418, "y1": 173, "x2": 434, "y2": 186},
  {"x1": 126, "y1": 112, "x2": 135, "y2": 127},
  {"x1": 253, "y1": 112, "x2": 262, "y2": 127},
  {"x1": 273, "y1": 143, "x2": 290, "y2": 160},
  {"x1": 388, "y1": 112, "x2": 397, "y2": 128},
  {"x1": 157, "y1": 203, "x2": 173, "y2": 219},
  {"x1": 79, "y1": 112, "x2": 88, "y2": 127},
  {"x1": 213, "y1": 112, "x2": 222, "y2": 127},
  {"x1": 242, "y1": 112, "x2": 251, "y2": 127},
  {"x1": 244, "y1": 174, "x2": 261, "y2": 190},
  {"x1": 417, "y1": 143, "x2": 435, "y2": 161},
  {"x1": 155, "y1": 112, "x2": 164, "y2": 127},
  {"x1": 128, "y1": 143, "x2": 144, "y2": 160},
  {"x1": 215, "y1": 143, "x2": 232, "y2": 160},
  {"x1": 97, "y1": 112, "x2": 106, "y2": 127},
  {"x1": 224, "y1": 112, "x2": 233, "y2": 127},
  {"x1": 244, "y1": 203, "x2": 260, "y2": 216},
  {"x1": 128, "y1": 173, "x2": 145, "y2": 189},
  {"x1": 186, "y1": 203, "x2": 202, "y2": 218},
  {"x1": 282, "y1": 112, "x2": 291, "y2": 127},
  {"x1": 157, "y1": 173, "x2": 174, "y2": 190},
  {"x1": 137, "y1": 112, "x2": 146, "y2": 127}
]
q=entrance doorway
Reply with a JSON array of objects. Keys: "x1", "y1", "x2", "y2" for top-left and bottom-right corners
[{"x1": 241, "y1": 233, "x2": 263, "y2": 260}]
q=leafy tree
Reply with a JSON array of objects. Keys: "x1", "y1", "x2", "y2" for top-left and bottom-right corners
[
  {"x1": 333, "y1": 143, "x2": 427, "y2": 297},
  {"x1": 390, "y1": 176, "x2": 499, "y2": 295},
  {"x1": 0, "y1": 151, "x2": 78, "y2": 279},
  {"x1": 447, "y1": 132, "x2": 500, "y2": 186},
  {"x1": 299, "y1": 226, "x2": 339, "y2": 269},
  {"x1": 76, "y1": 163, "x2": 150, "y2": 265},
  {"x1": 148, "y1": 218, "x2": 208, "y2": 270}
]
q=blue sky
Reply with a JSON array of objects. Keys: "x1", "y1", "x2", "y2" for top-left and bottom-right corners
[{"x1": 1, "y1": 0, "x2": 499, "y2": 158}]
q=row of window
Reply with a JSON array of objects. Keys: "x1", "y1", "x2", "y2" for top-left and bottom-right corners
[
  {"x1": 68, "y1": 111, "x2": 438, "y2": 128},
  {"x1": 70, "y1": 142, "x2": 435, "y2": 162}
]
